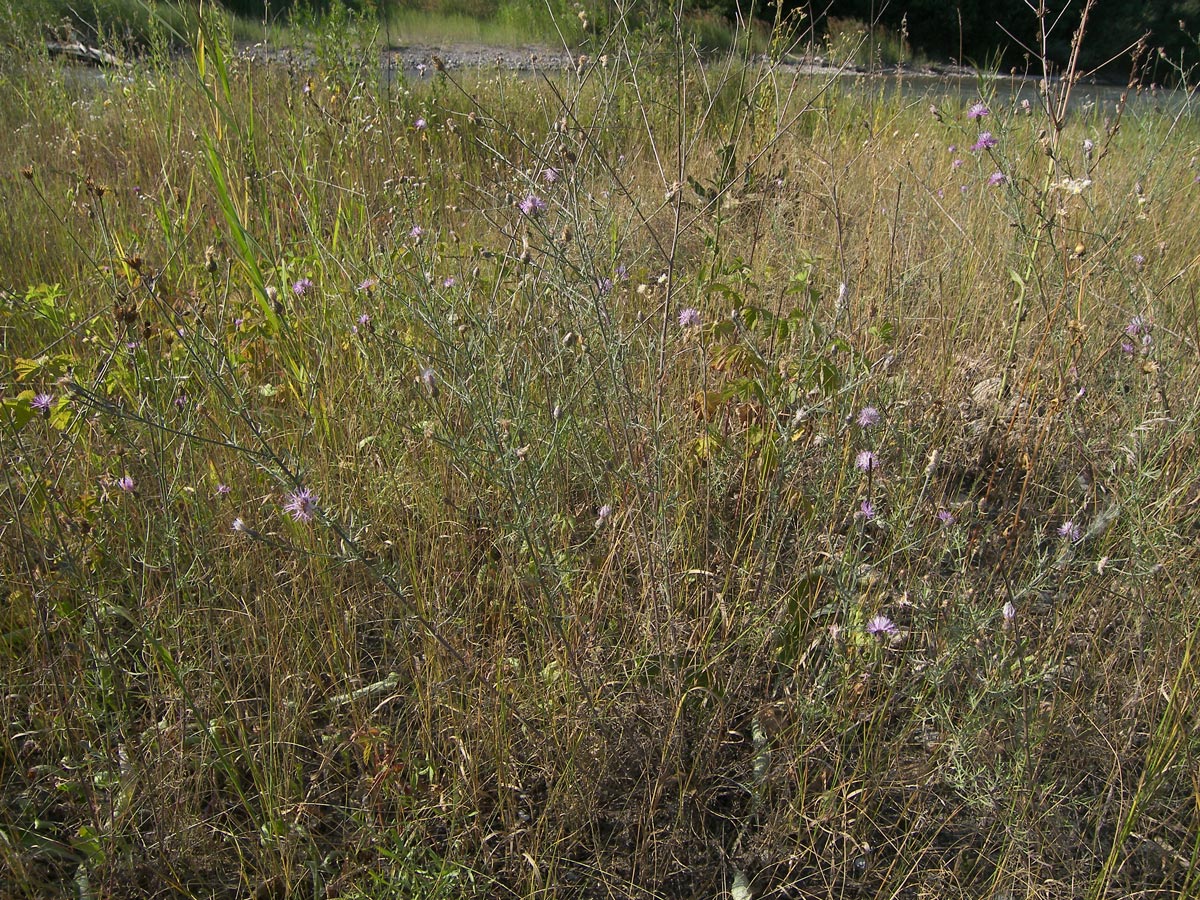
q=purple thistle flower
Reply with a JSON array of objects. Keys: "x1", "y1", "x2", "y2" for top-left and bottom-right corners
[
  {"x1": 358, "y1": 313, "x2": 372, "y2": 328},
  {"x1": 292, "y1": 278, "x2": 314, "y2": 297},
  {"x1": 678, "y1": 307, "x2": 702, "y2": 329},
  {"x1": 519, "y1": 194, "x2": 547, "y2": 217},
  {"x1": 357, "y1": 277, "x2": 377, "y2": 292},
  {"x1": 859, "y1": 500, "x2": 875, "y2": 520},
  {"x1": 866, "y1": 614, "x2": 898, "y2": 638},
  {"x1": 414, "y1": 117, "x2": 427, "y2": 130},
  {"x1": 971, "y1": 132, "x2": 998, "y2": 151},
  {"x1": 284, "y1": 487, "x2": 318, "y2": 523},
  {"x1": 987, "y1": 171, "x2": 1007, "y2": 186},
  {"x1": 1121, "y1": 340, "x2": 1136, "y2": 355},
  {"x1": 598, "y1": 277, "x2": 613, "y2": 294},
  {"x1": 410, "y1": 225, "x2": 424, "y2": 240},
  {"x1": 1083, "y1": 138, "x2": 1095, "y2": 155},
  {"x1": 937, "y1": 508, "x2": 955, "y2": 527},
  {"x1": 1132, "y1": 254, "x2": 1146, "y2": 269},
  {"x1": 952, "y1": 158, "x2": 963, "y2": 169},
  {"x1": 967, "y1": 102, "x2": 990, "y2": 120},
  {"x1": 443, "y1": 276, "x2": 456, "y2": 288},
  {"x1": 854, "y1": 450, "x2": 879, "y2": 473},
  {"x1": 32, "y1": 393, "x2": 53, "y2": 413},
  {"x1": 542, "y1": 167, "x2": 559, "y2": 184},
  {"x1": 1002, "y1": 600, "x2": 1016, "y2": 622},
  {"x1": 1125, "y1": 315, "x2": 1150, "y2": 337},
  {"x1": 117, "y1": 475, "x2": 135, "y2": 493},
  {"x1": 857, "y1": 406, "x2": 880, "y2": 428},
  {"x1": 1057, "y1": 519, "x2": 1081, "y2": 542},
  {"x1": 217, "y1": 483, "x2": 231, "y2": 496}
]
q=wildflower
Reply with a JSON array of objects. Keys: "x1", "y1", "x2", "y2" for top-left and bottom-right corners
[
  {"x1": 598, "y1": 277, "x2": 613, "y2": 294},
  {"x1": 416, "y1": 63, "x2": 427, "y2": 76},
  {"x1": 854, "y1": 450, "x2": 879, "y2": 473},
  {"x1": 967, "y1": 101, "x2": 990, "y2": 120},
  {"x1": 357, "y1": 277, "x2": 377, "y2": 292},
  {"x1": 1126, "y1": 315, "x2": 1150, "y2": 337},
  {"x1": 32, "y1": 393, "x2": 53, "y2": 415},
  {"x1": 1057, "y1": 519, "x2": 1081, "y2": 542},
  {"x1": 1021, "y1": 98, "x2": 1031, "y2": 113},
  {"x1": 937, "y1": 508, "x2": 954, "y2": 527},
  {"x1": 859, "y1": 500, "x2": 875, "y2": 520},
  {"x1": 1132, "y1": 254, "x2": 1146, "y2": 269},
  {"x1": 1121, "y1": 340, "x2": 1135, "y2": 355},
  {"x1": 857, "y1": 406, "x2": 880, "y2": 428},
  {"x1": 952, "y1": 158, "x2": 963, "y2": 169},
  {"x1": 866, "y1": 614, "x2": 898, "y2": 638},
  {"x1": 174, "y1": 394, "x2": 188, "y2": 409},
  {"x1": 358, "y1": 313, "x2": 372, "y2": 328},
  {"x1": 284, "y1": 487, "x2": 317, "y2": 523},
  {"x1": 616, "y1": 264, "x2": 628, "y2": 281},
  {"x1": 232, "y1": 517, "x2": 246, "y2": 532},
  {"x1": 519, "y1": 194, "x2": 547, "y2": 217},
  {"x1": 1083, "y1": 138, "x2": 1094, "y2": 155},
  {"x1": 217, "y1": 483, "x2": 231, "y2": 496},
  {"x1": 420, "y1": 367, "x2": 438, "y2": 399},
  {"x1": 971, "y1": 132, "x2": 998, "y2": 151},
  {"x1": 410, "y1": 225, "x2": 424, "y2": 241},
  {"x1": 414, "y1": 117, "x2": 427, "y2": 130},
  {"x1": 987, "y1": 171, "x2": 1007, "y2": 186},
  {"x1": 595, "y1": 503, "x2": 613, "y2": 527},
  {"x1": 292, "y1": 278, "x2": 314, "y2": 297},
  {"x1": 1002, "y1": 600, "x2": 1016, "y2": 622},
  {"x1": 542, "y1": 167, "x2": 560, "y2": 184},
  {"x1": 678, "y1": 307, "x2": 701, "y2": 329},
  {"x1": 117, "y1": 475, "x2": 135, "y2": 492},
  {"x1": 443, "y1": 276, "x2": 456, "y2": 288}
]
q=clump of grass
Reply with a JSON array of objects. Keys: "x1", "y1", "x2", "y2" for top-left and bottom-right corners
[{"x1": 1, "y1": 1, "x2": 1199, "y2": 897}]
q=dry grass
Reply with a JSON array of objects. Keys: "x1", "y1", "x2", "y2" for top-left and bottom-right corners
[{"x1": 1, "y1": 5, "x2": 1199, "y2": 899}]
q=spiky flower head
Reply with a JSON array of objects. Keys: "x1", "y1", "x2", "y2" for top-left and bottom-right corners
[
  {"x1": 678, "y1": 307, "x2": 701, "y2": 329},
  {"x1": 855, "y1": 450, "x2": 879, "y2": 473},
  {"x1": 967, "y1": 102, "x2": 990, "y2": 120},
  {"x1": 284, "y1": 487, "x2": 318, "y2": 523}
]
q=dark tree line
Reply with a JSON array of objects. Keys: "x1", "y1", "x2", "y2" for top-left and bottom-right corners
[{"x1": 786, "y1": 0, "x2": 1200, "y2": 82}]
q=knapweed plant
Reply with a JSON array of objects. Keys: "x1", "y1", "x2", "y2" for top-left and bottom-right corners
[{"x1": 1, "y1": 1, "x2": 1198, "y2": 897}]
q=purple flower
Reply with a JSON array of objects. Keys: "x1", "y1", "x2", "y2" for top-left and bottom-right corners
[
  {"x1": 420, "y1": 367, "x2": 438, "y2": 398},
  {"x1": 937, "y1": 508, "x2": 955, "y2": 527},
  {"x1": 443, "y1": 276, "x2": 456, "y2": 288},
  {"x1": 358, "y1": 313, "x2": 372, "y2": 328},
  {"x1": 1002, "y1": 600, "x2": 1016, "y2": 622},
  {"x1": 1126, "y1": 315, "x2": 1150, "y2": 337},
  {"x1": 414, "y1": 117, "x2": 427, "y2": 130},
  {"x1": 1121, "y1": 340, "x2": 1136, "y2": 355},
  {"x1": 174, "y1": 394, "x2": 188, "y2": 409},
  {"x1": 971, "y1": 132, "x2": 998, "y2": 151},
  {"x1": 866, "y1": 614, "x2": 898, "y2": 638},
  {"x1": 117, "y1": 475, "x2": 135, "y2": 493},
  {"x1": 357, "y1": 277, "x2": 377, "y2": 292},
  {"x1": 410, "y1": 225, "x2": 424, "y2": 240},
  {"x1": 416, "y1": 63, "x2": 427, "y2": 77},
  {"x1": 519, "y1": 194, "x2": 547, "y2": 217},
  {"x1": 284, "y1": 487, "x2": 318, "y2": 523},
  {"x1": 952, "y1": 158, "x2": 963, "y2": 169},
  {"x1": 1132, "y1": 254, "x2": 1146, "y2": 269},
  {"x1": 854, "y1": 450, "x2": 879, "y2": 473},
  {"x1": 859, "y1": 500, "x2": 875, "y2": 520},
  {"x1": 217, "y1": 483, "x2": 231, "y2": 496},
  {"x1": 292, "y1": 278, "x2": 314, "y2": 297},
  {"x1": 32, "y1": 393, "x2": 53, "y2": 413},
  {"x1": 1057, "y1": 519, "x2": 1081, "y2": 542},
  {"x1": 967, "y1": 102, "x2": 990, "y2": 120},
  {"x1": 1083, "y1": 138, "x2": 1095, "y2": 155},
  {"x1": 598, "y1": 277, "x2": 613, "y2": 294},
  {"x1": 987, "y1": 171, "x2": 1007, "y2": 186},
  {"x1": 857, "y1": 406, "x2": 880, "y2": 427},
  {"x1": 678, "y1": 307, "x2": 701, "y2": 329},
  {"x1": 542, "y1": 167, "x2": 559, "y2": 184}
]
